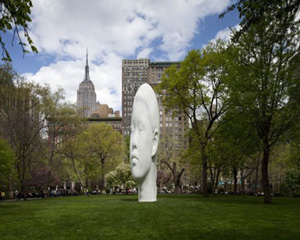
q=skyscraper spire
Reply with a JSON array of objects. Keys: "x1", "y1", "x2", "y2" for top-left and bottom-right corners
[
  {"x1": 83, "y1": 48, "x2": 90, "y2": 82},
  {"x1": 86, "y1": 48, "x2": 88, "y2": 66},
  {"x1": 77, "y1": 49, "x2": 96, "y2": 118}
]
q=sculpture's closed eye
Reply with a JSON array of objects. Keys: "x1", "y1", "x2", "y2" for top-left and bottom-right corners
[{"x1": 138, "y1": 122, "x2": 145, "y2": 131}]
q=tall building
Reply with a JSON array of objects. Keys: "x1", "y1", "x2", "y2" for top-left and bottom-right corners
[
  {"x1": 76, "y1": 51, "x2": 97, "y2": 118},
  {"x1": 122, "y1": 59, "x2": 188, "y2": 150},
  {"x1": 148, "y1": 62, "x2": 188, "y2": 150},
  {"x1": 122, "y1": 59, "x2": 149, "y2": 135}
]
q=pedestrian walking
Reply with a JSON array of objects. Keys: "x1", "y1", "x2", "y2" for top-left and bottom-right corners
[{"x1": 15, "y1": 190, "x2": 19, "y2": 201}]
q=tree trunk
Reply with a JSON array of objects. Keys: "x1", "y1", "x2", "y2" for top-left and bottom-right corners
[
  {"x1": 20, "y1": 185, "x2": 25, "y2": 200},
  {"x1": 172, "y1": 162, "x2": 185, "y2": 194},
  {"x1": 71, "y1": 158, "x2": 84, "y2": 190},
  {"x1": 100, "y1": 173, "x2": 105, "y2": 191},
  {"x1": 202, "y1": 157, "x2": 208, "y2": 197},
  {"x1": 233, "y1": 167, "x2": 238, "y2": 195},
  {"x1": 214, "y1": 169, "x2": 221, "y2": 193},
  {"x1": 262, "y1": 146, "x2": 271, "y2": 203},
  {"x1": 211, "y1": 166, "x2": 217, "y2": 195},
  {"x1": 100, "y1": 159, "x2": 105, "y2": 191},
  {"x1": 174, "y1": 179, "x2": 181, "y2": 194},
  {"x1": 241, "y1": 175, "x2": 245, "y2": 194},
  {"x1": 254, "y1": 166, "x2": 259, "y2": 193}
]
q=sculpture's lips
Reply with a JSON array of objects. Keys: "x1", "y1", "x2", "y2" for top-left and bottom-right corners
[{"x1": 132, "y1": 158, "x2": 138, "y2": 166}]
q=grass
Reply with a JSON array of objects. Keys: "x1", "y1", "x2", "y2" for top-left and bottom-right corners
[{"x1": 0, "y1": 194, "x2": 300, "y2": 240}]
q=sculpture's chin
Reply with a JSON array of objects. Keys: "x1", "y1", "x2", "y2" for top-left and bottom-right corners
[
  {"x1": 131, "y1": 168, "x2": 144, "y2": 182},
  {"x1": 132, "y1": 174, "x2": 142, "y2": 182}
]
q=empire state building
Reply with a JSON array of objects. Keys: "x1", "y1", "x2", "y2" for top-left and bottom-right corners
[{"x1": 76, "y1": 50, "x2": 96, "y2": 118}]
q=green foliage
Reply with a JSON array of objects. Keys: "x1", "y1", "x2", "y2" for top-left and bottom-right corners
[
  {"x1": 0, "y1": 63, "x2": 67, "y2": 193},
  {"x1": 106, "y1": 163, "x2": 135, "y2": 188},
  {"x1": 281, "y1": 169, "x2": 300, "y2": 197},
  {"x1": 0, "y1": 0, "x2": 38, "y2": 61},
  {"x1": 213, "y1": 107, "x2": 261, "y2": 178},
  {"x1": 78, "y1": 123, "x2": 124, "y2": 170},
  {"x1": 124, "y1": 135, "x2": 130, "y2": 164},
  {"x1": 223, "y1": 0, "x2": 300, "y2": 203},
  {"x1": 157, "y1": 39, "x2": 232, "y2": 196},
  {"x1": 47, "y1": 102, "x2": 82, "y2": 167},
  {"x1": 220, "y1": 0, "x2": 300, "y2": 43},
  {"x1": 65, "y1": 123, "x2": 125, "y2": 189},
  {"x1": 157, "y1": 39, "x2": 231, "y2": 144},
  {"x1": 0, "y1": 62, "x2": 15, "y2": 85},
  {"x1": 0, "y1": 137, "x2": 15, "y2": 185}
]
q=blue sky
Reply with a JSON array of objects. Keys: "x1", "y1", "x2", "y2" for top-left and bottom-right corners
[{"x1": 1, "y1": 0, "x2": 240, "y2": 112}]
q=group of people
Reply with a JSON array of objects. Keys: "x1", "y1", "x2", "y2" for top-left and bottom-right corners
[{"x1": 0, "y1": 190, "x2": 20, "y2": 202}]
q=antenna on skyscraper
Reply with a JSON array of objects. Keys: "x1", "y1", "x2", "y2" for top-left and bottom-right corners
[{"x1": 86, "y1": 48, "x2": 88, "y2": 65}]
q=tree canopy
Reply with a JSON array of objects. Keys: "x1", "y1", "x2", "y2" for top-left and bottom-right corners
[
  {"x1": 157, "y1": 39, "x2": 232, "y2": 197},
  {"x1": 223, "y1": 0, "x2": 300, "y2": 203}
]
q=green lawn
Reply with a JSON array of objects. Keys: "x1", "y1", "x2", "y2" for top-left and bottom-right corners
[{"x1": 0, "y1": 194, "x2": 299, "y2": 240}]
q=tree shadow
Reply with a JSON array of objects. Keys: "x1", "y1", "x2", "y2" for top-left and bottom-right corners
[
  {"x1": 121, "y1": 199, "x2": 137, "y2": 202},
  {"x1": 0, "y1": 203, "x2": 21, "y2": 208}
]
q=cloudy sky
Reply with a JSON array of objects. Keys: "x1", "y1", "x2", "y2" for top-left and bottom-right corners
[{"x1": 2, "y1": 0, "x2": 240, "y2": 113}]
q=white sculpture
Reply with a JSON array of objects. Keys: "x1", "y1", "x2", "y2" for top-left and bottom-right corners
[{"x1": 130, "y1": 83, "x2": 159, "y2": 202}]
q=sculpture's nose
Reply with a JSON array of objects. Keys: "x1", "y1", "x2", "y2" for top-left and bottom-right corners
[{"x1": 131, "y1": 129, "x2": 137, "y2": 150}]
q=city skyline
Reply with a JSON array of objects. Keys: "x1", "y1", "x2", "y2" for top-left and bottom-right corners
[{"x1": 1, "y1": 0, "x2": 240, "y2": 113}]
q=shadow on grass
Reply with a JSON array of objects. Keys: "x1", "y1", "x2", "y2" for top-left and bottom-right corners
[
  {"x1": 0, "y1": 204, "x2": 21, "y2": 210},
  {"x1": 190, "y1": 194, "x2": 292, "y2": 206},
  {"x1": 121, "y1": 198, "x2": 137, "y2": 202}
]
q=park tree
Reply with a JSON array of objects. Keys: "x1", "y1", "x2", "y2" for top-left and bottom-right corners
[
  {"x1": 26, "y1": 164, "x2": 60, "y2": 191},
  {"x1": 60, "y1": 133, "x2": 86, "y2": 190},
  {"x1": 158, "y1": 136, "x2": 185, "y2": 194},
  {"x1": 46, "y1": 101, "x2": 86, "y2": 191},
  {"x1": 205, "y1": 140, "x2": 225, "y2": 194},
  {"x1": 77, "y1": 123, "x2": 124, "y2": 190},
  {"x1": 0, "y1": 0, "x2": 38, "y2": 61},
  {"x1": 222, "y1": 0, "x2": 300, "y2": 203},
  {"x1": 156, "y1": 167, "x2": 172, "y2": 191},
  {"x1": 212, "y1": 106, "x2": 262, "y2": 194},
  {"x1": 46, "y1": 102, "x2": 83, "y2": 180},
  {"x1": 157, "y1": 40, "x2": 230, "y2": 197},
  {"x1": 0, "y1": 63, "x2": 64, "y2": 198}
]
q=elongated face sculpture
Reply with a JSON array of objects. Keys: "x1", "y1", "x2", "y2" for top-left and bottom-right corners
[
  {"x1": 131, "y1": 100, "x2": 153, "y2": 180},
  {"x1": 130, "y1": 83, "x2": 159, "y2": 202}
]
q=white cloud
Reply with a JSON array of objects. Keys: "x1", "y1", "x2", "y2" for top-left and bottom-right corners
[
  {"x1": 23, "y1": 53, "x2": 123, "y2": 112},
  {"x1": 23, "y1": 0, "x2": 232, "y2": 111},
  {"x1": 208, "y1": 24, "x2": 241, "y2": 45},
  {"x1": 137, "y1": 48, "x2": 153, "y2": 59}
]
